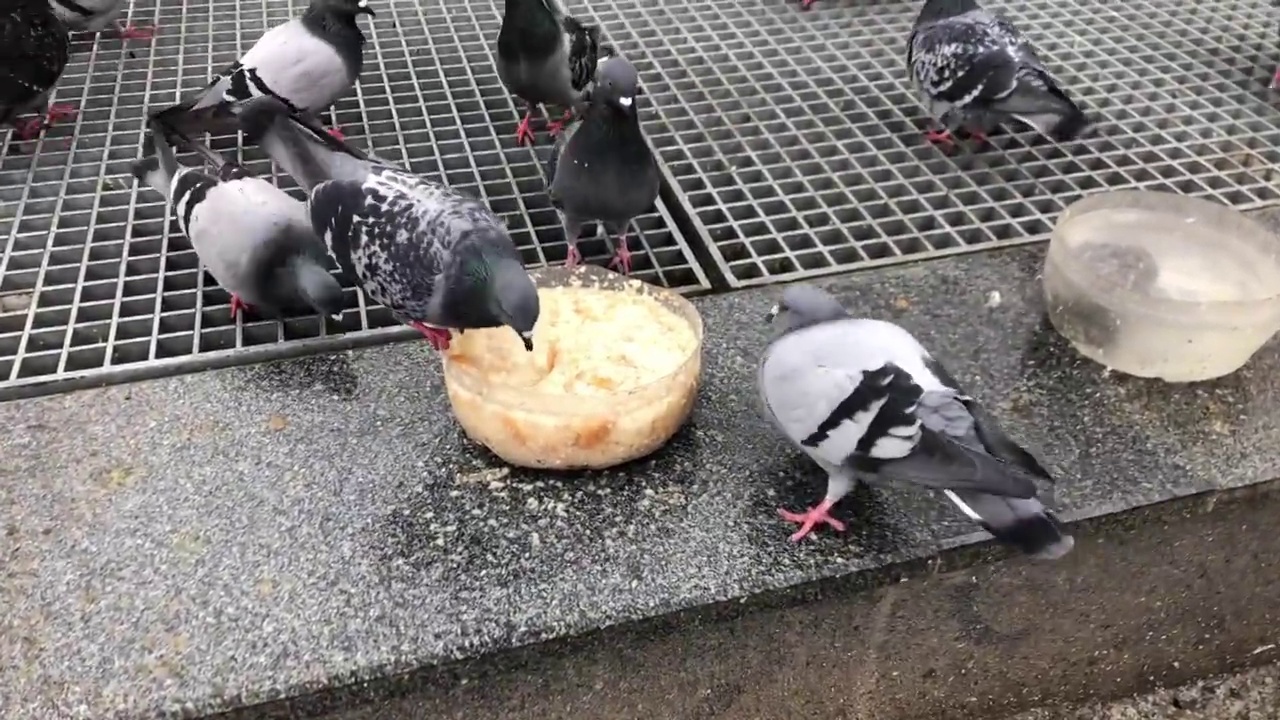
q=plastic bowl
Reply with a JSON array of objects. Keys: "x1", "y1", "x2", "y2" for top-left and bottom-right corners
[
  {"x1": 1042, "y1": 190, "x2": 1280, "y2": 382},
  {"x1": 440, "y1": 264, "x2": 704, "y2": 470}
]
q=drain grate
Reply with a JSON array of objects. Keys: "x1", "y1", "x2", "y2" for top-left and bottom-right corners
[
  {"x1": 582, "y1": 0, "x2": 1280, "y2": 287},
  {"x1": 0, "y1": 0, "x2": 709, "y2": 400}
]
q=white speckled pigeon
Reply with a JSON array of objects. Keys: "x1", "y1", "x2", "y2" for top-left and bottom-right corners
[
  {"x1": 758, "y1": 283, "x2": 1074, "y2": 560},
  {"x1": 151, "y1": 0, "x2": 373, "y2": 151},
  {"x1": 547, "y1": 54, "x2": 657, "y2": 275},
  {"x1": 2, "y1": 0, "x2": 74, "y2": 143},
  {"x1": 48, "y1": 0, "x2": 154, "y2": 41},
  {"x1": 496, "y1": 0, "x2": 605, "y2": 146},
  {"x1": 130, "y1": 121, "x2": 345, "y2": 321},
  {"x1": 232, "y1": 96, "x2": 540, "y2": 353},
  {"x1": 907, "y1": 0, "x2": 1090, "y2": 151}
]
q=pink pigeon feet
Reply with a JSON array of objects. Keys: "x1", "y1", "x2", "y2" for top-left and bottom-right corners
[
  {"x1": 410, "y1": 321, "x2": 453, "y2": 351},
  {"x1": 515, "y1": 108, "x2": 537, "y2": 147},
  {"x1": 925, "y1": 128, "x2": 955, "y2": 151},
  {"x1": 607, "y1": 235, "x2": 633, "y2": 275},
  {"x1": 564, "y1": 243, "x2": 583, "y2": 269},
  {"x1": 325, "y1": 126, "x2": 346, "y2": 141},
  {"x1": 229, "y1": 294, "x2": 253, "y2": 320},
  {"x1": 778, "y1": 499, "x2": 846, "y2": 543},
  {"x1": 800, "y1": 0, "x2": 816, "y2": 8},
  {"x1": 545, "y1": 110, "x2": 574, "y2": 138},
  {"x1": 111, "y1": 22, "x2": 156, "y2": 40},
  {"x1": 11, "y1": 103, "x2": 79, "y2": 141}
]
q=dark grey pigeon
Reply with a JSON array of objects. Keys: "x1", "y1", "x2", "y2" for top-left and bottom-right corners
[
  {"x1": 496, "y1": 0, "x2": 604, "y2": 146},
  {"x1": 151, "y1": 0, "x2": 373, "y2": 152},
  {"x1": 759, "y1": 283, "x2": 1074, "y2": 560},
  {"x1": 2, "y1": 0, "x2": 73, "y2": 144},
  {"x1": 130, "y1": 120, "x2": 345, "y2": 322},
  {"x1": 48, "y1": 0, "x2": 154, "y2": 40},
  {"x1": 546, "y1": 54, "x2": 657, "y2": 275},
  {"x1": 232, "y1": 96, "x2": 541, "y2": 353},
  {"x1": 906, "y1": 0, "x2": 1090, "y2": 151}
]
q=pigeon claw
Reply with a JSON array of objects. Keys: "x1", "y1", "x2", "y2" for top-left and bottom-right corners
[
  {"x1": 11, "y1": 118, "x2": 47, "y2": 142},
  {"x1": 325, "y1": 126, "x2": 346, "y2": 141},
  {"x1": 113, "y1": 22, "x2": 156, "y2": 40},
  {"x1": 411, "y1": 321, "x2": 453, "y2": 352},
  {"x1": 515, "y1": 111, "x2": 537, "y2": 147},
  {"x1": 800, "y1": 0, "x2": 816, "y2": 8},
  {"x1": 564, "y1": 243, "x2": 583, "y2": 269},
  {"x1": 229, "y1": 294, "x2": 252, "y2": 321},
  {"x1": 546, "y1": 110, "x2": 574, "y2": 138},
  {"x1": 966, "y1": 129, "x2": 990, "y2": 148},
  {"x1": 778, "y1": 499, "x2": 846, "y2": 543},
  {"x1": 607, "y1": 235, "x2": 633, "y2": 275},
  {"x1": 924, "y1": 128, "x2": 955, "y2": 151}
]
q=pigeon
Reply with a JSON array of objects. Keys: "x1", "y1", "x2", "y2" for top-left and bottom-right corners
[
  {"x1": 546, "y1": 54, "x2": 658, "y2": 275},
  {"x1": 906, "y1": 0, "x2": 1091, "y2": 151},
  {"x1": 150, "y1": 0, "x2": 373, "y2": 152},
  {"x1": 48, "y1": 0, "x2": 155, "y2": 41},
  {"x1": 759, "y1": 283, "x2": 1074, "y2": 560},
  {"x1": 496, "y1": 0, "x2": 604, "y2": 146},
  {"x1": 231, "y1": 96, "x2": 541, "y2": 352},
  {"x1": 2, "y1": 0, "x2": 75, "y2": 144},
  {"x1": 130, "y1": 120, "x2": 346, "y2": 322}
]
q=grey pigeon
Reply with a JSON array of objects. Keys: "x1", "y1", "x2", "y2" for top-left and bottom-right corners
[
  {"x1": 232, "y1": 96, "x2": 540, "y2": 353},
  {"x1": 907, "y1": 0, "x2": 1090, "y2": 151},
  {"x1": 2, "y1": 0, "x2": 73, "y2": 144},
  {"x1": 130, "y1": 120, "x2": 346, "y2": 322},
  {"x1": 48, "y1": 0, "x2": 154, "y2": 40},
  {"x1": 759, "y1": 284, "x2": 1074, "y2": 560},
  {"x1": 496, "y1": 0, "x2": 604, "y2": 146},
  {"x1": 546, "y1": 54, "x2": 657, "y2": 275},
  {"x1": 151, "y1": 0, "x2": 373, "y2": 152}
]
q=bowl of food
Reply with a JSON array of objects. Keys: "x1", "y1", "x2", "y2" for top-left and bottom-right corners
[
  {"x1": 440, "y1": 264, "x2": 704, "y2": 470},
  {"x1": 1042, "y1": 190, "x2": 1280, "y2": 382}
]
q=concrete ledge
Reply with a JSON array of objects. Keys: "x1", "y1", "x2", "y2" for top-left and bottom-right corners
[{"x1": 286, "y1": 481, "x2": 1280, "y2": 720}]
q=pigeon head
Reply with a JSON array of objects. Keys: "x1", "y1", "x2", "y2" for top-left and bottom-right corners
[
  {"x1": 481, "y1": 254, "x2": 540, "y2": 352},
  {"x1": 311, "y1": 0, "x2": 376, "y2": 17},
  {"x1": 593, "y1": 55, "x2": 642, "y2": 113},
  {"x1": 916, "y1": 0, "x2": 982, "y2": 25},
  {"x1": 766, "y1": 284, "x2": 850, "y2": 336}
]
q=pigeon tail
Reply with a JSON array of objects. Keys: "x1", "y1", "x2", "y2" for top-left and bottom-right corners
[
  {"x1": 283, "y1": 254, "x2": 345, "y2": 319},
  {"x1": 943, "y1": 489, "x2": 1074, "y2": 560}
]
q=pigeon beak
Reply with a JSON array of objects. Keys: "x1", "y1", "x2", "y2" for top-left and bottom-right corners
[
  {"x1": 520, "y1": 331, "x2": 534, "y2": 352},
  {"x1": 356, "y1": 0, "x2": 375, "y2": 16},
  {"x1": 616, "y1": 96, "x2": 633, "y2": 108},
  {"x1": 766, "y1": 304, "x2": 780, "y2": 323}
]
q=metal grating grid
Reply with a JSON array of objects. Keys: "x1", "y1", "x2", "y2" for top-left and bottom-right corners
[
  {"x1": 578, "y1": 0, "x2": 1280, "y2": 287},
  {"x1": 0, "y1": 0, "x2": 709, "y2": 400}
]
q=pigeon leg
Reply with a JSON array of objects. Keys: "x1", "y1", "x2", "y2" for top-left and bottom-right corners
[
  {"x1": 410, "y1": 321, "x2": 453, "y2": 351},
  {"x1": 325, "y1": 126, "x2": 346, "y2": 141},
  {"x1": 515, "y1": 104, "x2": 538, "y2": 147},
  {"x1": 607, "y1": 233, "x2": 633, "y2": 275},
  {"x1": 800, "y1": 0, "x2": 817, "y2": 8},
  {"x1": 965, "y1": 128, "x2": 990, "y2": 148},
  {"x1": 545, "y1": 110, "x2": 574, "y2": 138},
  {"x1": 110, "y1": 21, "x2": 157, "y2": 40},
  {"x1": 564, "y1": 243, "x2": 583, "y2": 269},
  {"x1": 924, "y1": 128, "x2": 955, "y2": 150},
  {"x1": 778, "y1": 473, "x2": 854, "y2": 542},
  {"x1": 229, "y1": 294, "x2": 253, "y2": 320},
  {"x1": 11, "y1": 117, "x2": 47, "y2": 142}
]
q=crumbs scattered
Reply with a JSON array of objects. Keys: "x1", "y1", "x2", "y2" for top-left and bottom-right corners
[
  {"x1": 892, "y1": 297, "x2": 911, "y2": 310},
  {"x1": 454, "y1": 466, "x2": 511, "y2": 486},
  {"x1": 267, "y1": 414, "x2": 289, "y2": 432},
  {"x1": 100, "y1": 467, "x2": 135, "y2": 492},
  {"x1": 984, "y1": 290, "x2": 1002, "y2": 308}
]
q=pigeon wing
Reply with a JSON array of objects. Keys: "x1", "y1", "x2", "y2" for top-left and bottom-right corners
[
  {"x1": 0, "y1": 2, "x2": 69, "y2": 114},
  {"x1": 562, "y1": 15, "x2": 601, "y2": 92},
  {"x1": 909, "y1": 13, "x2": 1020, "y2": 106}
]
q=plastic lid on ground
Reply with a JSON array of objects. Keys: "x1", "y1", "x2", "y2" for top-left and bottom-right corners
[{"x1": 1042, "y1": 190, "x2": 1280, "y2": 383}]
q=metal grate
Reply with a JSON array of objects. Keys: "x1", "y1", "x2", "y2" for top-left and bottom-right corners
[
  {"x1": 0, "y1": 0, "x2": 710, "y2": 401},
  {"x1": 580, "y1": 0, "x2": 1280, "y2": 287}
]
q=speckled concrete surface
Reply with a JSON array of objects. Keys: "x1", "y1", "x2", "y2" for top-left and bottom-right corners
[
  {"x1": 4, "y1": 242, "x2": 1280, "y2": 719},
  {"x1": 1011, "y1": 662, "x2": 1280, "y2": 719}
]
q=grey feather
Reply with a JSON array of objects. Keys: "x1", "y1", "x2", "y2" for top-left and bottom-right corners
[
  {"x1": 760, "y1": 283, "x2": 1073, "y2": 559},
  {"x1": 496, "y1": 0, "x2": 602, "y2": 120},
  {"x1": 48, "y1": 0, "x2": 125, "y2": 32},
  {"x1": 150, "y1": 0, "x2": 372, "y2": 148},
  {"x1": 237, "y1": 97, "x2": 541, "y2": 348},
  {"x1": 906, "y1": 0, "x2": 1091, "y2": 141},
  {"x1": 130, "y1": 127, "x2": 344, "y2": 319}
]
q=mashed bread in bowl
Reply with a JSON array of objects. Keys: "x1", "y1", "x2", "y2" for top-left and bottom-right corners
[{"x1": 441, "y1": 265, "x2": 703, "y2": 470}]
